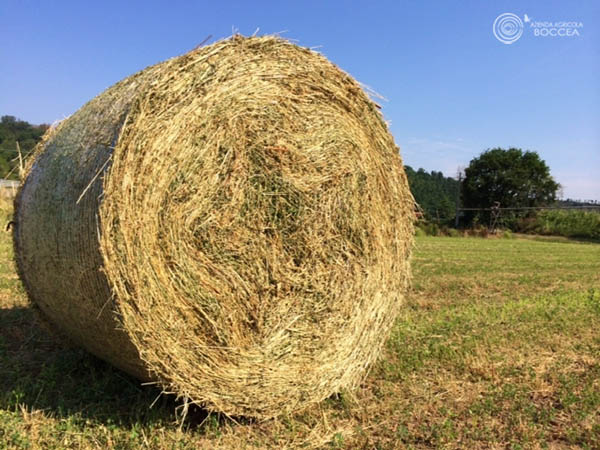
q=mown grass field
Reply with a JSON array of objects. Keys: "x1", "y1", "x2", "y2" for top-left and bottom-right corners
[{"x1": 0, "y1": 201, "x2": 598, "y2": 448}]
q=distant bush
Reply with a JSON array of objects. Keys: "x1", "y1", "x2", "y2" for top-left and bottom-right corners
[
  {"x1": 524, "y1": 210, "x2": 600, "y2": 240},
  {"x1": 476, "y1": 227, "x2": 489, "y2": 238},
  {"x1": 414, "y1": 227, "x2": 427, "y2": 237},
  {"x1": 415, "y1": 222, "x2": 464, "y2": 237},
  {"x1": 418, "y1": 222, "x2": 441, "y2": 236},
  {"x1": 447, "y1": 228, "x2": 460, "y2": 238},
  {"x1": 417, "y1": 209, "x2": 600, "y2": 240},
  {"x1": 415, "y1": 221, "x2": 520, "y2": 239}
]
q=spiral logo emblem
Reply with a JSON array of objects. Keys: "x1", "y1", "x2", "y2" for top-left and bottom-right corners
[{"x1": 493, "y1": 13, "x2": 524, "y2": 44}]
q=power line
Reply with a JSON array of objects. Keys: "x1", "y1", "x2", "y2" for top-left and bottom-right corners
[{"x1": 459, "y1": 205, "x2": 600, "y2": 212}]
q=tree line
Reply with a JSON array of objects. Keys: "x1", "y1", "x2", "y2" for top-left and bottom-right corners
[
  {"x1": 407, "y1": 148, "x2": 598, "y2": 239},
  {"x1": 0, "y1": 115, "x2": 49, "y2": 179},
  {"x1": 2, "y1": 115, "x2": 595, "y2": 236},
  {"x1": 404, "y1": 166, "x2": 458, "y2": 222}
]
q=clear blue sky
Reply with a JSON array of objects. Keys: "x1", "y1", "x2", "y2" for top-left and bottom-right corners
[{"x1": 1, "y1": 0, "x2": 598, "y2": 200}]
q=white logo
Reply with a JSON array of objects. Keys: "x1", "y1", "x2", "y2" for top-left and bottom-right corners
[
  {"x1": 529, "y1": 20, "x2": 583, "y2": 37},
  {"x1": 493, "y1": 13, "x2": 524, "y2": 44},
  {"x1": 493, "y1": 13, "x2": 583, "y2": 44}
]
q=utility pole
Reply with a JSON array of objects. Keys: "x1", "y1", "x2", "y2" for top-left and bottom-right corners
[{"x1": 454, "y1": 171, "x2": 462, "y2": 228}]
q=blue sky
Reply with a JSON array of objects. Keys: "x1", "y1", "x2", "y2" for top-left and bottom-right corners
[{"x1": 1, "y1": 0, "x2": 598, "y2": 200}]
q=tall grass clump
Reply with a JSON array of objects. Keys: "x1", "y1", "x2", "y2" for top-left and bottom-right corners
[{"x1": 530, "y1": 210, "x2": 600, "y2": 240}]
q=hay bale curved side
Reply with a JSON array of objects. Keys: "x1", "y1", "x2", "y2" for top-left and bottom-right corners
[
  {"x1": 13, "y1": 67, "x2": 160, "y2": 378},
  {"x1": 15, "y1": 35, "x2": 415, "y2": 418}
]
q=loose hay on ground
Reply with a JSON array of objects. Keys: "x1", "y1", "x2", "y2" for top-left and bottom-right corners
[{"x1": 13, "y1": 35, "x2": 414, "y2": 418}]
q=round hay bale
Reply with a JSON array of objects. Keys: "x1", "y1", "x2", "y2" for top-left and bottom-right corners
[{"x1": 14, "y1": 35, "x2": 414, "y2": 418}]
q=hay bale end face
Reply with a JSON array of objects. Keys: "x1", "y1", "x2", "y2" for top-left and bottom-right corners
[{"x1": 14, "y1": 35, "x2": 414, "y2": 418}]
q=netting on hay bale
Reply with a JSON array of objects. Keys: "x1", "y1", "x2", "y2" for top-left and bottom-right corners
[{"x1": 13, "y1": 35, "x2": 414, "y2": 418}]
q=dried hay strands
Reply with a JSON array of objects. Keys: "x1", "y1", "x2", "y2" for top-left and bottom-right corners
[{"x1": 13, "y1": 35, "x2": 414, "y2": 418}]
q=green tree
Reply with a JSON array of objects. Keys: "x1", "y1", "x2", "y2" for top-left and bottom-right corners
[
  {"x1": 405, "y1": 166, "x2": 459, "y2": 223},
  {"x1": 462, "y1": 148, "x2": 559, "y2": 224},
  {"x1": 0, "y1": 115, "x2": 48, "y2": 179}
]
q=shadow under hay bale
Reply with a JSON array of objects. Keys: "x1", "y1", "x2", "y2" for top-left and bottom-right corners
[
  {"x1": 0, "y1": 305, "x2": 177, "y2": 426},
  {"x1": 13, "y1": 35, "x2": 414, "y2": 418}
]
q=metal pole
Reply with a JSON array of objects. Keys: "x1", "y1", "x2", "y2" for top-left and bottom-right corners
[{"x1": 454, "y1": 172, "x2": 461, "y2": 228}]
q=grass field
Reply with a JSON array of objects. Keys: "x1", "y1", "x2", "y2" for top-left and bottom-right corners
[{"x1": 0, "y1": 203, "x2": 599, "y2": 448}]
